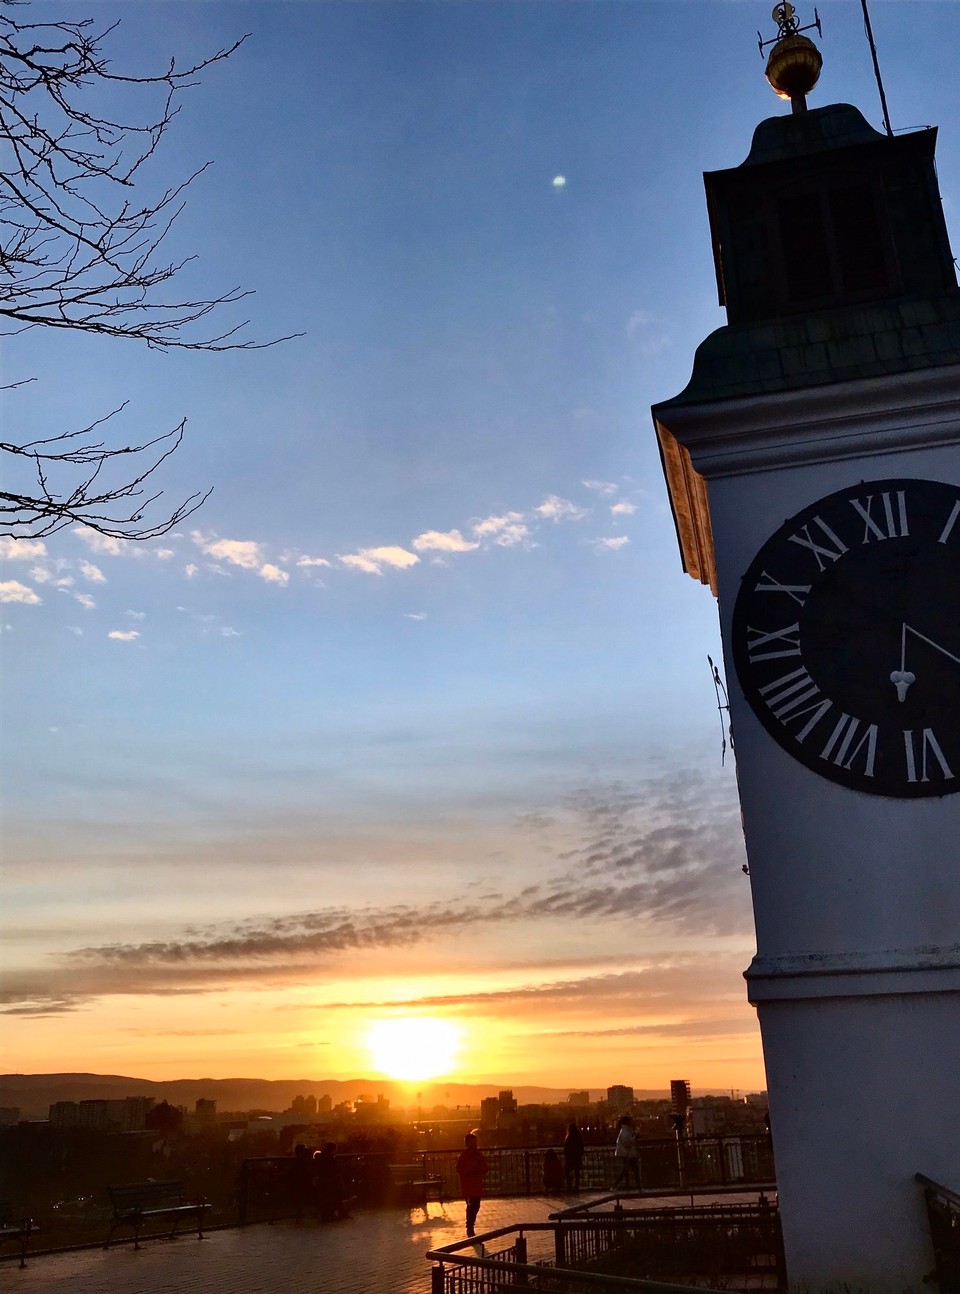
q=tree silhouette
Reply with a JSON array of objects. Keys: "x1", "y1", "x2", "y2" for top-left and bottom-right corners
[{"x1": 0, "y1": 9, "x2": 292, "y2": 539}]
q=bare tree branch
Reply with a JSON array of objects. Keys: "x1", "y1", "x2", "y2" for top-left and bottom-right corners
[{"x1": 0, "y1": 7, "x2": 297, "y2": 540}]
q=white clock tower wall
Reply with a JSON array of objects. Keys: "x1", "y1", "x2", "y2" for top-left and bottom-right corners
[{"x1": 652, "y1": 64, "x2": 960, "y2": 1292}]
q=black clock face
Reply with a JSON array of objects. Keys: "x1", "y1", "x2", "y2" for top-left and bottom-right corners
[{"x1": 732, "y1": 477, "x2": 960, "y2": 797}]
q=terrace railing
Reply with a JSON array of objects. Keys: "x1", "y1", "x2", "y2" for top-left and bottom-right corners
[
  {"x1": 917, "y1": 1173, "x2": 960, "y2": 1294},
  {"x1": 427, "y1": 1199, "x2": 786, "y2": 1294},
  {"x1": 238, "y1": 1136, "x2": 776, "y2": 1226}
]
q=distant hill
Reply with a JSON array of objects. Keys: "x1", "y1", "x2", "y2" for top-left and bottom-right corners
[{"x1": 0, "y1": 1073, "x2": 669, "y2": 1120}]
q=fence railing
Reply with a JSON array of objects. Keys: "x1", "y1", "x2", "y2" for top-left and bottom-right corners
[
  {"x1": 236, "y1": 1136, "x2": 775, "y2": 1226},
  {"x1": 422, "y1": 1135, "x2": 774, "y2": 1201},
  {"x1": 427, "y1": 1198, "x2": 786, "y2": 1294},
  {"x1": 917, "y1": 1173, "x2": 960, "y2": 1294}
]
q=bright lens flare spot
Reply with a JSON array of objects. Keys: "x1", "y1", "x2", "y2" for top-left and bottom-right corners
[{"x1": 366, "y1": 1017, "x2": 460, "y2": 1081}]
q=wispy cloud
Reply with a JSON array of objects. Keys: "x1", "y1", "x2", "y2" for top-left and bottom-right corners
[
  {"x1": 192, "y1": 533, "x2": 263, "y2": 571},
  {"x1": 78, "y1": 560, "x2": 106, "y2": 584},
  {"x1": 0, "y1": 580, "x2": 40, "y2": 604},
  {"x1": 610, "y1": 501, "x2": 636, "y2": 517},
  {"x1": 472, "y1": 512, "x2": 530, "y2": 547},
  {"x1": 260, "y1": 564, "x2": 289, "y2": 586},
  {"x1": 412, "y1": 529, "x2": 479, "y2": 554},
  {"x1": 582, "y1": 480, "x2": 618, "y2": 497},
  {"x1": 339, "y1": 546, "x2": 419, "y2": 575},
  {"x1": 535, "y1": 496, "x2": 588, "y2": 523},
  {"x1": 594, "y1": 536, "x2": 629, "y2": 551},
  {"x1": 108, "y1": 629, "x2": 140, "y2": 642},
  {"x1": 296, "y1": 555, "x2": 332, "y2": 569},
  {"x1": 74, "y1": 592, "x2": 96, "y2": 609},
  {"x1": 0, "y1": 537, "x2": 46, "y2": 561},
  {"x1": 74, "y1": 528, "x2": 124, "y2": 557}
]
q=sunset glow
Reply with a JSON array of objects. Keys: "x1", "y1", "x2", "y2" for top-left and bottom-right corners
[{"x1": 366, "y1": 1018, "x2": 461, "y2": 1081}]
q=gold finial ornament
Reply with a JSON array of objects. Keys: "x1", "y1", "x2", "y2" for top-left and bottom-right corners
[{"x1": 758, "y1": 4, "x2": 823, "y2": 111}]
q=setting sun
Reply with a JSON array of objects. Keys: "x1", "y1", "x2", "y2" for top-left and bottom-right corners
[{"x1": 366, "y1": 1017, "x2": 461, "y2": 1081}]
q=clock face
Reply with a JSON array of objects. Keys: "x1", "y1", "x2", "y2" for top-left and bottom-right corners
[{"x1": 732, "y1": 477, "x2": 960, "y2": 797}]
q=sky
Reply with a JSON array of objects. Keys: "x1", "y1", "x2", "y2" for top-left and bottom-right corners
[{"x1": 2, "y1": 0, "x2": 959, "y2": 1093}]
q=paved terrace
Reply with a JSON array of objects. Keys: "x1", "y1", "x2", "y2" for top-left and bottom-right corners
[
  {"x1": 3, "y1": 1194, "x2": 590, "y2": 1294},
  {"x1": 3, "y1": 1191, "x2": 766, "y2": 1294}
]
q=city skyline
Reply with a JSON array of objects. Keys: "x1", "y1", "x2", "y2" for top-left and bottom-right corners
[{"x1": 3, "y1": 1, "x2": 958, "y2": 1088}]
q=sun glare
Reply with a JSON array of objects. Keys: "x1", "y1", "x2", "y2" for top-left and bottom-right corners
[{"x1": 366, "y1": 1017, "x2": 460, "y2": 1081}]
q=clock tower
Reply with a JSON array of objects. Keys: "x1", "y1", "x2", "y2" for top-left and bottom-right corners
[{"x1": 652, "y1": 10, "x2": 960, "y2": 1290}]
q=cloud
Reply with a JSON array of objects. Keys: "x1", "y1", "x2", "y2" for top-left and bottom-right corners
[
  {"x1": 339, "y1": 546, "x2": 419, "y2": 575},
  {"x1": 472, "y1": 512, "x2": 530, "y2": 547},
  {"x1": 74, "y1": 592, "x2": 96, "y2": 609},
  {"x1": 125, "y1": 610, "x2": 146, "y2": 621},
  {"x1": 192, "y1": 532, "x2": 263, "y2": 571},
  {"x1": 78, "y1": 560, "x2": 106, "y2": 584},
  {"x1": 412, "y1": 529, "x2": 479, "y2": 554},
  {"x1": 259, "y1": 564, "x2": 289, "y2": 586},
  {"x1": 534, "y1": 496, "x2": 587, "y2": 523},
  {"x1": 610, "y1": 501, "x2": 637, "y2": 516},
  {"x1": 595, "y1": 537, "x2": 629, "y2": 551},
  {"x1": 0, "y1": 537, "x2": 46, "y2": 561},
  {"x1": 221, "y1": 627, "x2": 241, "y2": 638},
  {"x1": 297, "y1": 555, "x2": 332, "y2": 569},
  {"x1": 625, "y1": 308, "x2": 671, "y2": 358},
  {"x1": 74, "y1": 528, "x2": 124, "y2": 556},
  {"x1": 108, "y1": 629, "x2": 140, "y2": 642},
  {"x1": 0, "y1": 580, "x2": 41, "y2": 604},
  {"x1": 582, "y1": 480, "x2": 618, "y2": 496},
  {"x1": 155, "y1": 548, "x2": 175, "y2": 561},
  {"x1": 185, "y1": 564, "x2": 198, "y2": 578},
  {"x1": 405, "y1": 613, "x2": 427, "y2": 621}
]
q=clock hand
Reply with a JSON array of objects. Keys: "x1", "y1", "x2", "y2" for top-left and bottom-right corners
[
  {"x1": 891, "y1": 623, "x2": 960, "y2": 702},
  {"x1": 890, "y1": 623, "x2": 915, "y2": 702},
  {"x1": 904, "y1": 623, "x2": 960, "y2": 668}
]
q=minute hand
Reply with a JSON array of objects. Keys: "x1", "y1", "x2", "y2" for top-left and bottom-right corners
[{"x1": 904, "y1": 623, "x2": 960, "y2": 668}]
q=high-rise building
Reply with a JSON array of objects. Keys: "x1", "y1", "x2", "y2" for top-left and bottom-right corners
[
  {"x1": 670, "y1": 1080, "x2": 691, "y2": 1115},
  {"x1": 605, "y1": 1085, "x2": 633, "y2": 1113}
]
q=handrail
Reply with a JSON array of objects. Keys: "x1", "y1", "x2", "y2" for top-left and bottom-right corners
[
  {"x1": 552, "y1": 1183, "x2": 777, "y2": 1218},
  {"x1": 426, "y1": 1241, "x2": 716, "y2": 1294}
]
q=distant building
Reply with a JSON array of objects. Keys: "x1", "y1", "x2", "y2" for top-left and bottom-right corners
[
  {"x1": 49, "y1": 1101, "x2": 79, "y2": 1127},
  {"x1": 121, "y1": 1096, "x2": 155, "y2": 1131},
  {"x1": 480, "y1": 1096, "x2": 499, "y2": 1128},
  {"x1": 195, "y1": 1098, "x2": 217, "y2": 1125},
  {"x1": 317, "y1": 1095, "x2": 332, "y2": 1114},
  {"x1": 670, "y1": 1080, "x2": 691, "y2": 1116},
  {"x1": 291, "y1": 1094, "x2": 317, "y2": 1115},
  {"x1": 567, "y1": 1091, "x2": 590, "y2": 1107},
  {"x1": 498, "y1": 1090, "x2": 517, "y2": 1114},
  {"x1": 354, "y1": 1094, "x2": 390, "y2": 1124},
  {"x1": 0, "y1": 1107, "x2": 20, "y2": 1126},
  {"x1": 606, "y1": 1085, "x2": 634, "y2": 1113}
]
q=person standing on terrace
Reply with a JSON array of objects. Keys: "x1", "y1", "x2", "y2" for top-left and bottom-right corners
[
  {"x1": 456, "y1": 1131, "x2": 488, "y2": 1237},
  {"x1": 563, "y1": 1120, "x2": 585, "y2": 1192},
  {"x1": 612, "y1": 1115, "x2": 641, "y2": 1191}
]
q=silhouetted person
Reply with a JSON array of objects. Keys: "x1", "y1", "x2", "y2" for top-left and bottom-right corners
[
  {"x1": 313, "y1": 1142, "x2": 350, "y2": 1220},
  {"x1": 563, "y1": 1120, "x2": 585, "y2": 1192},
  {"x1": 291, "y1": 1143, "x2": 314, "y2": 1222},
  {"x1": 613, "y1": 1115, "x2": 641, "y2": 1191},
  {"x1": 543, "y1": 1147, "x2": 564, "y2": 1193},
  {"x1": 456, "y1": 1131, "x2": 488, "y2": 1237}
]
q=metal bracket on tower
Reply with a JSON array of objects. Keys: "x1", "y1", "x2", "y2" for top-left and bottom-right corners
[{"x1": 758, "y1": 3, "x2": 821, "y2": 56}]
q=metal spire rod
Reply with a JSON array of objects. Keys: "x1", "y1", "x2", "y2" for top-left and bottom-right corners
[{"x1": 860, "y1": 0, "x2": 893, "y2": 137}]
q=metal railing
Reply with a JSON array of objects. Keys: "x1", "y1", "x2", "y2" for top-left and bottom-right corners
[
  {"x1": 422, "y1": 1135, "x2": 774, "y2": 1201},
  {"x1": 917, "y1": 1173, "x2": 960, "y2": 1294},
  {"x1": 236, "y1": 1136, "x2": 775, "y2": 1225},
  {"x1": 427, "y1": 1198, "x2": 786, "y2": 1293}
]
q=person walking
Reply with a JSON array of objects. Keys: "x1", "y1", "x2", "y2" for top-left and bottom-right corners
[
  {"x1": 563, "y1": 1120, "x2": 585, "y2": 1192},
  {"x1": 612, "y1": 1115, "x2": 641, "y2": 1191},
  {"x1": 456, "y1": 1131, "x2": 488, "y2": 1237}
]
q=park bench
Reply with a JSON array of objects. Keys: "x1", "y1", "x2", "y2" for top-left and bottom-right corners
[
  {"x1": 389, "y1": 1164, "x2": 444, "y2": 1206},
  {"x1": 0, "y1": 1201, "x2": 36, "y2": 1268},
  {"x1": 105, "y1": 1180, "x2": 210, "y2": 1249}
]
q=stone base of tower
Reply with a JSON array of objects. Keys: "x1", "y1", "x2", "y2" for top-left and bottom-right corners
[{"x1": 749, "y1": 967, "x2": 960, "y2": 1290}]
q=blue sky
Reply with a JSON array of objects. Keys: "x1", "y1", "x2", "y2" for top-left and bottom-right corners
[{"x1": 2, "y1": 1, "x2": 958, "y2": 1087}]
